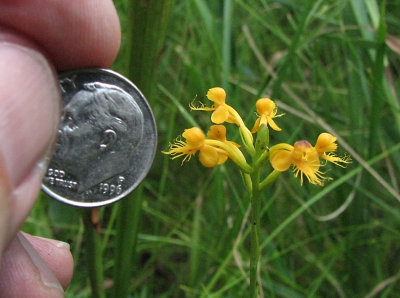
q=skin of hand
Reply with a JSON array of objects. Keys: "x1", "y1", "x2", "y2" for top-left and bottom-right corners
[{"x1": 0, "y1": 0, "x2": 121, "y2": 296}]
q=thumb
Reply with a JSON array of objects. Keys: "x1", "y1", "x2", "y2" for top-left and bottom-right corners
[{"x1": 0, "y1": 32, "x2": 60, "y2": 256}]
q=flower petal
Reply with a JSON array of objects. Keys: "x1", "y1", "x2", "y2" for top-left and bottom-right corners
[
  {"x1": 211, "y1": 106, "x2": 229, "y2": 124},
  {"x1": 251, "y1": 117, "x2": 261, "y2": 133},
  {"x1": 270, "y1": 150, "x2": 293, "y2": 171},
  {"x1": 315, "y1": 133, "x2": 337, "y2": 153},
  {"x1": 207, "y1": 87, "x2": 226, "y2": 105},
  {"x1": 267, "y1": 117, "x2": 282, "y2": 131},
  {"x1": 256, "y1": 98, "x2": 275, "y2": 115},
  {"x1": 207, "y1": 125, "x2": 226, "y2": 141},
  {"x1": 199, "y1": 145, "x2": 219, "y2": 167},
  {"x1": 217, "y1": 153, "x2": 229, "y2": 165},
  {"x1": 182, "y1": 127, "x2": 205, "y2": 147}
]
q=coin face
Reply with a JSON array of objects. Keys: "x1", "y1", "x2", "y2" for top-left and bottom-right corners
[{"x1": 42, "y1": 68, "x2": 157, "y2": 207}]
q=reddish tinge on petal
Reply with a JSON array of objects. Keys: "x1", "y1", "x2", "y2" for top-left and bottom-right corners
[{"x1": 207, "y1": 125, "x2": 227, "y2": 141}]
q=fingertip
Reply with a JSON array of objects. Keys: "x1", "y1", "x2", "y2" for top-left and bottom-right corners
[
  {"x1": 23, "y1": 233, "x2": 73, "y2": 290},
  {"x1": 0, "y1": 233, "x2": 65, "y2": 297}
]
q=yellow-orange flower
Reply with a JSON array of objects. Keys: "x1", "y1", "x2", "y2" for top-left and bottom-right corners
[
  {"x1": 191, "y1": 87, "x2": 255, "y2": 154},
  {"x1": 191, "y1": 87, "x2": 243, "y2": 126},
  {"x1": 251, "y1": 98, "x2": 283, "y2": 133},
  {"x1": 163, "y1": 127, "x2": 228, "y2": 168},
  {"x1": 269, "y1": 133, "x2": 350, "y2": 186},
  {"x1": 270, "y1": 141, "x2": 324, "y2": 186}
]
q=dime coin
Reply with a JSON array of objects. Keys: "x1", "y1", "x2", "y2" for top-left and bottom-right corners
[{"x1": 42, "y1": 68, "x2": 157, "y2": 207}]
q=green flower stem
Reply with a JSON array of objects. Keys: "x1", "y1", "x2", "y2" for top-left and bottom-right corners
[
  {"x1": 254, "y1": 149, "x2": 270, "y2": 168},
  {"x1": 240, "y1": 128, "x2": 256, "y2": 158},
  {"x1": 226, "y1": 105, "x2": 255, "y2": 156},
  {"x1": 241, "y1": 172, "x2": 252, "y2": 192},
  {"x1": 248, "y1": 123, "x2": 272, "y2": 297},
  {"x1": 83, "y1": 209, "x2": 105, "y2": 298},
  {"x1": 259, "y1": 170, "x2": 281, "y2": 191},
  {"x1": 249, "y1": 169, "x2": 261, "y2": 298},
  {"x1": 205, "y1": 139, "x2": 253, "y2": 173}
]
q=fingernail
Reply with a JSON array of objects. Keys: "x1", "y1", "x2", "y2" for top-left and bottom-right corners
[
  {"x1": 0, "y1": 42, "x2": 60, "y2": 188},
  {"x1": 22, "y1": 232, "x2": 70, "y2": 251},
  {"x1": 17, "y1": 232, "x2": 64, "y2": 294},
  {"x1": 54, "y1": 240, "x2": 70, "y2": 250}
]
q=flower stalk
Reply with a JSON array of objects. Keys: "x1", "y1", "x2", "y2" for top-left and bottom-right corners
[
  {"x1": 249, "y1": 168, "x2": 261, "y2": 298},
  {"x1": 163, "y1": 87, "x2": 350, "y2": 296}
]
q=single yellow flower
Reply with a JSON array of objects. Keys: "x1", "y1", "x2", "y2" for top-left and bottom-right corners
[
  {"x1": 191, "y1": 87, "x2": 255, "y2": 154},
  {"x1": 191, "y1": 87, "x2": 243, "y2": 126},
  {"x1": 314, "y1": 133, "x2": 351, "y2": 167},
  {"x1": 269, "y1": 133, "x2": 350, "y2": 186},
  {"x1": 251, "y1": 98, "x2": 283, "y2": 133},
  {"x1": 163, "y1": 127, "x2": 228, "y2": 168},
  {"x1": 270, "y1": 141, "x2": 324, "y2": 186}
]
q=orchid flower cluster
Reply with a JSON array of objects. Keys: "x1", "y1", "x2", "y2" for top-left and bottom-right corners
[{"x1": 163, "y1": 87, "x2": 350, "y2": 187}]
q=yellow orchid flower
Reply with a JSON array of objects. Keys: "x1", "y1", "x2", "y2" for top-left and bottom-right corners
[
  {"x1": 163, "y1": 126, "x2": 252, "y2": 172},
  {"x1": 191, "y1": 87, "x2": 255, "y2": 155},
  {"x1": 163, "y1": 127, "x2": 224, "y2": 167},
  {"x1": 270, "y1": 141, "x2": 324, "y2": 186},
  {"x1": 269, "y1": 133, "x2": 350, "y2": 186},
  {"x1": 191, "y1": 87, "x2": 242, "y2": 125},
  {"x1": 251, "y1": 98, "x2": 283, "y2": 133}
]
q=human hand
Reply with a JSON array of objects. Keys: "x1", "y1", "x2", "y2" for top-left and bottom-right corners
[{"x1": 0, "y1": 1, "x2": 121, "y2": 296}]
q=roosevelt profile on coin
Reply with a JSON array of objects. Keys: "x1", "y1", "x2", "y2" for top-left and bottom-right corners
[{"x1": 53, "y1": 82, "x2": 144, "y2": 193}]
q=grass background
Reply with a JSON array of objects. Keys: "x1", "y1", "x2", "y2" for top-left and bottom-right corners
[{"x1": 23, "y1": 0, "x2": 400, "y2": 297}]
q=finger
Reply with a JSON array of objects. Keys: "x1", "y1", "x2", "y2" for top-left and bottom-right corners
[
  {"x1": 0, "y1": 41, "x2": 60, "y2": 251},
  {"x1": 0, "y1": 0, "x2": 121, "y2": 70},
  {"x1": 23, "y1": 233, "x2": 73, "y2": 290},
  {"x1": 0, "y1": 232, "x2": 65, "y2": 297}
]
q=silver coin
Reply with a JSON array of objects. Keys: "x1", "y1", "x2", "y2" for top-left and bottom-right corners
[{"x1": 41, "y1": 68, "x2": 157, "y2": 207}]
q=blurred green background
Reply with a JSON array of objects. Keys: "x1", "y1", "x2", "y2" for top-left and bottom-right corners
[{"x1": 25, "y1": 0, "x2": 400, "y2": 297}]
